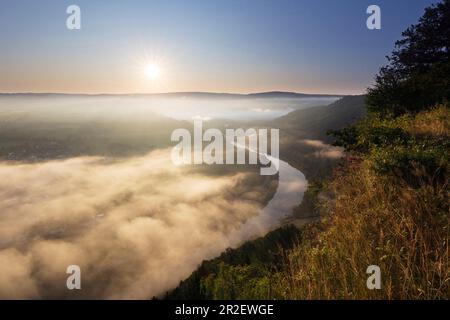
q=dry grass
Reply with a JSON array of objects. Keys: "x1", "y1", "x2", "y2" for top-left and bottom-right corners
[
  {"x1": 406, "y1": 104, "x2": 450, "y2": 137},
  {"x1": 274, "y1": 107, "x2": 450, "y2": 299}
]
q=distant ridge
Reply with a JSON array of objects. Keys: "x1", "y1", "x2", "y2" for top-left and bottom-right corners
[
  {"x1": 246, "y1": 91, "x2": 343, "y2": 99},
  {"x1": 0, "y1": 91, "x2": 345, "y2": 99}
]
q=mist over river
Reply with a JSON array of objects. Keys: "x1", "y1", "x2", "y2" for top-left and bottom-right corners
[{"x1": 0, "y1": 94, "x2": 312, "y2": 298}]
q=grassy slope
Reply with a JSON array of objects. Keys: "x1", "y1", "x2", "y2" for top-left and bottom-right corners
[
  {"x1": 278, "y1": 105, "x2": 449, "y2": 299},
  {"x1": 166, "y1": 104, "x2": 449, "y2": 300}
]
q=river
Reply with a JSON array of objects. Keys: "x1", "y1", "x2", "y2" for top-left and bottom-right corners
[{"x1": 229, "y1": 141, "x2": 308, "y2": 243}]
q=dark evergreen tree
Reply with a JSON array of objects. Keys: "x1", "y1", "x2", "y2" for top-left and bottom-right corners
[{"x1": 367, "y1": 0, "x2": 450, "y2": 116}]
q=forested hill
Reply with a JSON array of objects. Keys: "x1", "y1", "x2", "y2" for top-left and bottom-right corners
[{"x1": 272, "y1": 95, "x2": 366, "y2": 142}]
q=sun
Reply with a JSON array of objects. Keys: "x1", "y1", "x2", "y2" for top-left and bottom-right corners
[{"x1": 145, "y1": 63, "x2": 161, "y2": 80}]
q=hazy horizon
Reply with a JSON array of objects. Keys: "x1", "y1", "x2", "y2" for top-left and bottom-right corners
[{"x1": 0, "y1": 90, "x2": 348, "y2": 96}]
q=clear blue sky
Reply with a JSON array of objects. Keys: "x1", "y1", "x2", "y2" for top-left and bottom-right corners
[{"x1": 0, "y1": 0, "x2": 438, "y2": 94}]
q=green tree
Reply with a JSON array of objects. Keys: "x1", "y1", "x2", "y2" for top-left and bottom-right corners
[{"x1": 367, "y1": 0, "x2": 450, "y2": 116}]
